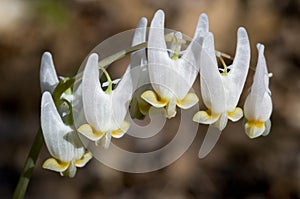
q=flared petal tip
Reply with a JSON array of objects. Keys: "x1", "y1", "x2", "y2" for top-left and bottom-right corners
[
  {"x1": 228, "y1": 107, "x2": 243, "y2": 122},
  {"x1": 78, "y1": 124, "x2": 105, "y2": 142},
  {"x1": 42, "y1": 158, "x2": 69, "y2": 173},
  {"x1": 193, "y1": 110, "x2": 219, "y2": 124},
  {"x1": 141, "y1": 90, "x2": 168, "y2": 108},
  {"x1": 177, "y1": 93, "x2": 199, "y2": 109},
  {"x1": 244, "y1": 120, "x2": 266, "y2": 139},
  {"x1": 75, "y1": 151, "x2": 93, "y2": 168}
]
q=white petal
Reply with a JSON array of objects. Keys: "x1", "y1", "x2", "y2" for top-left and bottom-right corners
[
  {"x1": 244, "y1": 44, "x2": 272, "y2": 121},
  {"x1": 177, "y1": 14, "x2": 207, "y2": 97},
  {"x1": 75, "y1": 151, "x2": 93, "y2": 167},
  {"x1": 41, "y1": 92, "x2": 76, "y2": 162},
  {"x1": 256, "y1": 44, "x2": 270, "y2": 91},
  {"x1": 148, "y1": 10, "x2": 176, "y2": 98},
  {"x1": 212, "y1": 113, "x2": 228, "y2": 131},
  {"x1": 97, "y1": 131, "x2": 112, "y2": 149},
  {"x1": 176, "y1": 93, "x2": 199, "y2": 109},
  {"x1": 244, "y1": 92, "x2": 272, "y2": 122},
  {"x1": 200, "y1": 33, "x2": 226, "y2": 114},
  {"x1": 130, "y1": 17, "x2": 148, "y2": 68},
  {"x1": 262, "y1": 119, "x2": 271, "y2": 136},
  {"x1": 130, "y1": 17, "x2": 150, "y2": 94},
  {"x1": 244, "y1": 121, "x2": 266, "y2": 139},
  {"x1": 112, "y1": 66, "x2": 133, "y2": 129},
  {"x1": 82, "y1": 53, "x2": 112, "y2": 131},
  {"x1": 226, "y1": 27, "x2": 250, "y2": 110},
  {"x1": 194, "y1": 13, "x2": 209, "y2": 38},
  {"x1": 40, "y1": 52, "x2": 59, "y2": 93},
  {"x1": 148, "y1": 9, "x2": 169, "y2": 68}
]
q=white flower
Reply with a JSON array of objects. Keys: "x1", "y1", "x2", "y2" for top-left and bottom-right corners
[
  {"x1": 244, "y1": 43, "x2": 272, "y2": 138},
  {"x1": 141, "y1": 10, "x2": 207, "y2": 118},
  {"x1": 77, "y1": 53, "x2": 132, "y2": 148},
  {"x1": 193, "y1": 27, "x2": 250, "y2": 130},
  {"x1": 41, "y1": 92, "x2": 92, "y2": 177}
]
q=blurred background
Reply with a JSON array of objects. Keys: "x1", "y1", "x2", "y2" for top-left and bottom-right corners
[{"x1": 0, "y1": 0, "x2": 299, "y2": 198}]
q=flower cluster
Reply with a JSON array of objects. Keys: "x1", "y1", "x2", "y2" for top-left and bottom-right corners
[{"x1": 39, "y1": 10, "x2": 272, "y2": 177}]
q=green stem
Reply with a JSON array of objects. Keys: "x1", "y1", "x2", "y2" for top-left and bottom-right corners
[
  {"x1": 12, "y1": 127, "x2": 44, "y2": 199},
  {"x1": 100, "y1": 66, "x2": 113, "y2": 94}
]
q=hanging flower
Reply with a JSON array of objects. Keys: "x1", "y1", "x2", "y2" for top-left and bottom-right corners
[
  {"x1": 77, "y1": 53, "x2": 132, "y2": 148},
  {"x1": 244, "y1": 43, "x2": 272, "y2": 138},
  {"x1": 41, "y1": 92, "x2": 92, "y2": 177},
  {"x1": 141, "y1": 10, "x2": 208, "y2": 118},
  {"x1": 193, "y1": 27, "x2": 250, "y2": 130}
]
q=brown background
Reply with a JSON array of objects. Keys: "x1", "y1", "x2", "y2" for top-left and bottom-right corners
[{"x1": 0, "y1": 0, "x2": 299, "y2": 198}]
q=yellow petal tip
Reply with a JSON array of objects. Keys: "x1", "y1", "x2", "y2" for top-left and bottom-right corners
[
  {"x1": 193, "y1": 110, "x2": 219, "y2": 124},
  {"x1": 141, "y1": 90, "x2": 168, "y2": 108},
  {"x1": 177, "y1": 93, "x2": 199, "y2": 109},
  {"x1": 77, "y1": 124, "x2": 105, "y2": 141},
  {"x1": 42, "y1": 158, "x2": 69, "y2": 173}
]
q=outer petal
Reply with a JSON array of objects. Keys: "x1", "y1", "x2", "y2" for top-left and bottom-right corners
[
  {"x1": 129, "y1": 17, "x2": 150, "y2": 119},
  {"x1": 141, "y1": 90, "x2": 168, "y2": 108},
  {"x1": 41, "y1": 92, "x2": 75, "y2": 162},
  {"x1": 42, "y1": 158, "x2": 69, "y2": 173},
  {"x1": 148, "y1": 10, "x2": 176, "y2": 99},
  {"x1": 176, "y1": 93, "x2": 199, "y2": 109},
  {"x1": 245, "y1": 121, "x2": 265, "y2": 139},
  {"x1": 82, "y1": 53, "x2": 112, "y2": 131},
  {"x1": 178, "y1": 13, "x2": 209, "y2": 81},
  {"x1": 130, "y1": 17, "x2": 147, "y2": 69},
  {"x1": 200, "y1": 33, "x2": 226, "y2": 114},
  {"x1": 40, "y1": 52, "x2": 59, "y2": 93},
  {"x1": 77, "y1": 124, "x2": 105, "y2": 141},
  {"x1": 112, "y1": 66, "x2": 133, "y2": 129},
  {"x1": 148, "y1": 10, "x2": 169, "y2": 70},
  {"x1": 194, "y1": 13, "x2": 209, "y2": 38},
  {"x1": 244, "y1": 44, "x2": 272, "y2": 121},
  {"x1": 263, "y1": 119, "x2": 271, "y2": 136},
  {"x1": 244, "y1": 93, "x2": 272, "y2": 122},
  {"x1": 176, "y1": 14, "x2": 208, "y2": 99},
  {"x1": 112, "y1": 121, "x2": 131, "y2": 138},
  {"x1": 193, "y1": 110, "x2": 220, "y2": 124},
  {"x1": 75, "y1": 151, "x2": 93, "y2": 167},
  {"x1": 226, "y1": 27, "x2": 250, "y2": 111}
]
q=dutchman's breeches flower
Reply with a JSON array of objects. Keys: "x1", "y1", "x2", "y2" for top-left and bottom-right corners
[
  {"x1": 77, "y1": 53, "x2": 132, "y2": 148},
  {"x1": 193, "y1": 27, "x2": 250, "y2": 131},
  {"x1": 244, "y1": 44, "x2": 273, "y2": 138},
  {"x1": 141, "y1": 10, "x2": 207, "y2": 118},
  {"x1": 41, "y1": 92, "x2": 92, "y2": 178},
  {"x1": 40, "y1": 52, "x2": 92, "y2": 177}
]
